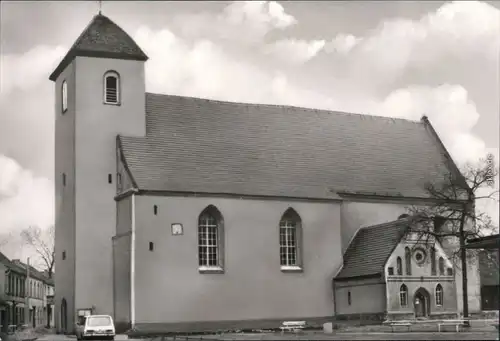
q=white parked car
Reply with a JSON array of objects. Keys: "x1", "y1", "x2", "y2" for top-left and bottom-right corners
[{"x1": 76, "y1": 314, "x2": 115, "y2": 340}]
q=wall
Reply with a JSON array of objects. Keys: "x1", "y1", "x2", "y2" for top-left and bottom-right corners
[
  {"x1": 113, "y1": 197, "x2": 132, "y2": 329},
  {"x1": 133, "y1": 195, "x2": 342, "y2": 326},
  {"x1": 340, "y1": 201, "x2": 409, "y2": 254},
  {"x1": 54, "y1": 59, "x2": 77, "y2": 333},
  {"x1": 385, "y1": 237, "x2": 457, "y2": 317},
  {"x1": 334, "y1": 277, "x2": 386, "y2": 315},
  {"x1": 73, "y1": 56, "x2": 146, "y2": 319}
]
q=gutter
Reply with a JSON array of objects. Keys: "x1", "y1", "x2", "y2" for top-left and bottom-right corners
[{"x1": 130, "y1": 192, "x2": 137, "y2": 328}]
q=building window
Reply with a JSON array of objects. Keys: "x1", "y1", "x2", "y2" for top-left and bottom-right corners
[
  {"x1": 153, "y1": 205, "x2": 158, "y2": 215},
  {"x1": 399, "y1": 284, "x2": 408, "y2": 307},
  {"x1": 62, "y1": 173, "x2": 66, "y2": 187},
  {"x1": 149, "y1": 242, "x2": 154, "y2": 251},
  {"x1": 447, "y1": 267, "x2": 453, "y2": 276},
  {"x1": 431, "y1": 247, "x2": 437, "y2": 275},
  {"x1": 198, "y1": 205, "x2": 224, "y2": 272},
  {"x1": 62, "y1": 80, "x2": 68, "y2": 113},
  {"x1": 62, "y1": 251, "x2": 66, "y2": 260},
  {"x1": 405, "y1": 247, "x2": 412, "y2": 275},
  {"x1": 396, "y1": 257, "x2": 403, "y2": 275},
  {"x1": 435, "y1": 284, "x2": 443, "y2": 306},
  {"x1": 388, "y1": 267, "x2": 394, "y2": 275},
  {"x1": 439, "y1": 257, "x2": 445, "y2": 275},
  {"x1": 347, "y1": 291, "x2": 352, "y2": 305},
  {"x1": 279, "y1": 208, "x2": 302, "y2": 271},
  {"x1": 434, "y1": 216, "x2": 446, "y2": 233},
  {"x1": 104, "y1": 71, "x2": 120, "y2": 104},
  {"x1": 108, "y1": 174, "x2": 112, "y2": 184}
]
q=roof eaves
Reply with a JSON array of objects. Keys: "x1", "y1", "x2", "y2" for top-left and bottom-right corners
[{"x1": 420, "y1": 115, "x2": 470, "y2": 194}]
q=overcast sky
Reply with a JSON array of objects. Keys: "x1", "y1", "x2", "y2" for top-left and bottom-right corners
[{"x1": 0, "y1": 1, "x2": 499, "y2": 261}]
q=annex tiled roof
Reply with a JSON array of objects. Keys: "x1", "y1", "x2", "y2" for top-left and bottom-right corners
[
  {"x1": 335, "y1": 219, "x2": 410, "y2": 280},
  {"x1": 49, "y1": 14, "x2": 148, "y2": 81},
  {"x1": 119, "y1": 93, "x2": 453, "y2": 200}
]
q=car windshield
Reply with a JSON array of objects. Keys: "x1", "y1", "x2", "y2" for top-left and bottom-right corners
[{"x1": 87, "y1": 316, "x2": 112, "y2": 327}]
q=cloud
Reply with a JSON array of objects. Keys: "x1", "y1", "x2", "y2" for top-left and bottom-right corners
[
  {"x1": 263, "y1": 39, "x2": 326, "y2": 64},
  {"x1": 0, "y1": 155, "x2": 54, "y2": 232},
  {"x1": 0, "y1": 0, "x2": 499, "y2": 243},
  {"x1": 173, "y1": 1, "x2": 296, "y2": 44}
]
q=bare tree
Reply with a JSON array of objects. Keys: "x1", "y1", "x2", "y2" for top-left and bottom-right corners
[
  {"x1": 20, "y1": 225, "x2": 55, "y2": 278},
  {"x1": 405, "y1": 154, "x2": 499, "y2": 321}
]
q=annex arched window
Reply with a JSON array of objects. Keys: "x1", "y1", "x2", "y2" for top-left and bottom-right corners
[
  {"x1": 396, "y1": 256, "x2": 403, "y2": 275},
  {"x1": 279, "y1": 208, "x2": 303, "y2": 270},
  {"x1": 399, "y1": 284, "x2": 408, "y2": 307},
  {"x1": 431, "y1": 247, "x2": 437, "y2": 275},
  {"x1": 198, "y1": 205, "x2": 224, "y2": 271},
  {"x1": 405, "y1": 247, "x2": 412, "y2": 275},
  {"x1": 62, "y1": 80, "x2": 68, "y2": 113},
  {"x1": 439, "y1": 257, "x2": 445, "y2": 275},
  {"x1": 103, "y1": 71, "x2": 120, "y2": 104},
  {"x1": 435, "y1": 283, "x2": 443, "y2": 306}
]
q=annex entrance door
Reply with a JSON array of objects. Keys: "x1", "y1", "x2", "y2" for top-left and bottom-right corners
[{"x1": 414, "y1": 287, "x2": 431, "y2": 318}]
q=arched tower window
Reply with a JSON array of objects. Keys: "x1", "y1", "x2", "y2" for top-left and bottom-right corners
[
  {"x1": 399, "y1": 284, "x2": 408, "y2": 306},
  {"x1": 435, "y1": 283, "x2": 443, "y2": 306},
  {"x1": 405, "y1": 247, "x2": 412, "y2": 275},
  {"x1": 103, "y1": 71, "x2": 120, "y2": 104},
  {"x1": 439, "y1": 257, "x2": 445, "y2": 275},
  {"x1": 279, "y1": 208, "x2": 303, "y2": 270},
  {"x1": 198, "y1": 205, "x2": 224, "y2": 271},
  {"x1": 396, "y1": 257, "x2": 403, "y2": 275},
  {"x1": 62, "y1": 80, "x2": 68, "y2": 113}
]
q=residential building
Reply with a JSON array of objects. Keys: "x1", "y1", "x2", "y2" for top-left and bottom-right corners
[
  {"x1": 0, "y1": 253, "x2": 27, "y2": 331},
  {"x1": 12, "y1": 260, "x2": 54, "y2": 328},
  {"x1": 334, "y1": 218, "x2": 458, "y2": 320},
  {"x1": 50, "y1": 13, "x2": 481, "y2": 334}
]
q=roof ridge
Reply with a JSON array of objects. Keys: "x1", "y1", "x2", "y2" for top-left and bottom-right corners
[
  {"x1": 359, "y1": 217, "x2": 412, "y2": 231},
  {"x1": 145, "y1": 92, "x2": 423, "y2": 124}
]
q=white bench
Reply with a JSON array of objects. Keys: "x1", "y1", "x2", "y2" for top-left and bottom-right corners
[
  {"x1": 438, "y1": 319, "x2": 467, "y2": 332},
  {"x1": 388, "y1": 321, "x2": 412, "y2": 332},
  {"x1": 280, "y1": 321, "x2": 306, "y2": 334}
]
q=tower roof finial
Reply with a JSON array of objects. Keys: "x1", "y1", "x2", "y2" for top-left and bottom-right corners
[{"x1": 98, "y1": 0, "x2": 102, "y2": 15}]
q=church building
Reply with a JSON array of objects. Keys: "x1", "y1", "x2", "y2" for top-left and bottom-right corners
[{"x1": 50, "y1": 14, "x2": 481, "y2": 334}]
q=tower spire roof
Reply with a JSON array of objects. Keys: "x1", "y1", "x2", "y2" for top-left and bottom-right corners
[{"x1": 49, "y1": 14, "x2": 148, "y2": 81}]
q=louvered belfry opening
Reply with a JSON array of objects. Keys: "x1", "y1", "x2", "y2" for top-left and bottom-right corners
[{"x1": 105, "y1": 73, "x2": 119, "y2": 104}]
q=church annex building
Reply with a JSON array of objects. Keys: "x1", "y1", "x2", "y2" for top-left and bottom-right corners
[{"x1": 50, "y1": 14, "x2": 481, "y2": 334}]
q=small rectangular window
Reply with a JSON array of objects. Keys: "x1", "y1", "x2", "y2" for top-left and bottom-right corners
[
  {"x1": 108, "y1": 173, "x2": 112, "y2": 184},
  {"x1": 62, "y1": 173, "x2": 66, "y2": 186},
  {"x1": 447, "y1": 268, "x2": 453, "y2": 276},
  {"x1": 347, "y1": 291, "x2": 352, "y2": 305},
  {"x1": 154, "y1": 205, "x2": 158, "y2": 215},
  {"x1": 62, "y1": 251, "x2": 66, "y2": 260},
  {"x1": 149, "y1": 242, "x2": 154, "y2": 251},
  {"x1": 388, "y1": 267, "x2": 394, "y2": 275}
]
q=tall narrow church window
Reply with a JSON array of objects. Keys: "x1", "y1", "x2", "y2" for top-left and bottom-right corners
[
  {"x1": 279, "y1": 208, "x2": 302, "y2": 270},
  {"x1": 435, "y1": 284, "x2": 443, "y2": 306},
  {"x1": 62, "y1": 80, "x2": 68, "y2": 113},
  {"x1": 399, "y1": 284, "x2": 408, "y2": 307},
  {"x1": 198, "y1": 205, "x2": 224, "y2": 271},
  {"x1": 405, "y1": 247, "x2": 412, "y2": 275},
  {"x1": 62, "y1": 173, "x2": 66, "y2": 187},
  {"x1": 439, "y1": 257, "x2": 445, "y2": 275},
  {"x1": 431, "y1": 247, "x2": 436, "y2": 275},
  {"x1": 104, "y1": 71, "x2": 120, "y2": 104},
  {"x1": 347, "y1": 291, "x2": 352, "y2": 305},
  {"x1": 396, "y1": 257, "x2": 403, "y2": 275}
]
